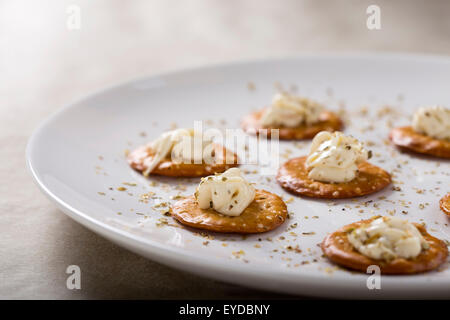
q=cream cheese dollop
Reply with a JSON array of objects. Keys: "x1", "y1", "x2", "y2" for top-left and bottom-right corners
[
  {"x1": 195, "y1": 168, "x2": 255, "y2": 216},
  {"x1": 412, "y1": 106, "x2": 450, "y2": 141},
  {"x1": 143, "y1": 129, "x2": 214, "y2": 176},
  {"x1": 306, "y1": 131, "x2": 369, "y2": 183},
  {"x1": 260, "y1": 93, "x2": 324, "y2": 128},
  {"x1": 348, "y1": 216, "x2": 429, "y2": 261}
]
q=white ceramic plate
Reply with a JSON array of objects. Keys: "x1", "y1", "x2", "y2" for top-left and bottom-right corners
[{"x1": 27, "y1": 53, "x2": 450, "y2": 299}]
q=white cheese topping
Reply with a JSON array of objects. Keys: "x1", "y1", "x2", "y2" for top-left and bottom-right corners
[
  {"x1": 306, "y1": 131, "x2": 369, "y2": 183},
  {"x1": 348, "y1": 216, "x2": 429, "y2": 261},
  {"x1": 412, "y1": 106, "x2": 450, "y2": 141},
  {"x1": 260, "y1": 93, "x2": 324, "y2": 127},
  {"x1": 143, "y1": 129, "x2": 214, "y2": 176},
  {"x1": 195, "y1": 168, "x2": 255, "y2": 216}
]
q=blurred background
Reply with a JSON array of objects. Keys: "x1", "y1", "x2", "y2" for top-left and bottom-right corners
[{"x1": 1, "y1": 0, "x2": 449, "y2": 299}]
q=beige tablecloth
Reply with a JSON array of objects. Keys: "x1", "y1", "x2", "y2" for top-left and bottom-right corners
[{"x1": 1, "y1": 0, "x2": 449, "y2": 299}]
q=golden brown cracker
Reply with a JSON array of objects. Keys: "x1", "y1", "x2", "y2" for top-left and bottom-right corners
[
  {"x1": 321, "y1": 218, "x2": 449, "y2": 274},
  {"x1": 389, "y1": 126, "x2": 450, "y2": 159},
  {"x1": 276, "y1": 156, "x2": 391, "y2": 199},
  {"x1": 128, "y1": 143, "x2": 238, "y2": 177},
  {"x1": 440, "y1": 193, "x2": 450, "y2": 216},
  {"x1": 170, "y1": 189, "x2": 287, "y2": 233},
  {"x1": 241, "y1": 109, "x2": 343, "y2": 140}
]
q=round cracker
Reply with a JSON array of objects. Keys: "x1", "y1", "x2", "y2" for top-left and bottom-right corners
[
  {"x1": 276, "y1": 156, "x2": 391, "y2": 199},
  {"x1": 440, "y1": 193, "x2": 450, "y2": 216},
  {"x1": 321, "y1": 217, "x2": 449, "y2": 274},
  {"x1": 170, "y1": 189, "x2": 287, "y2": 233},
  {"x1": 241, "y1": 109, "x2": 343, "y2": 140},
  {"x1": 127, "y1": 143, "x2": 238, "y2": 177},
  {"x1": 389, "y1": 126, "x2": 450, "y2": 159}
]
